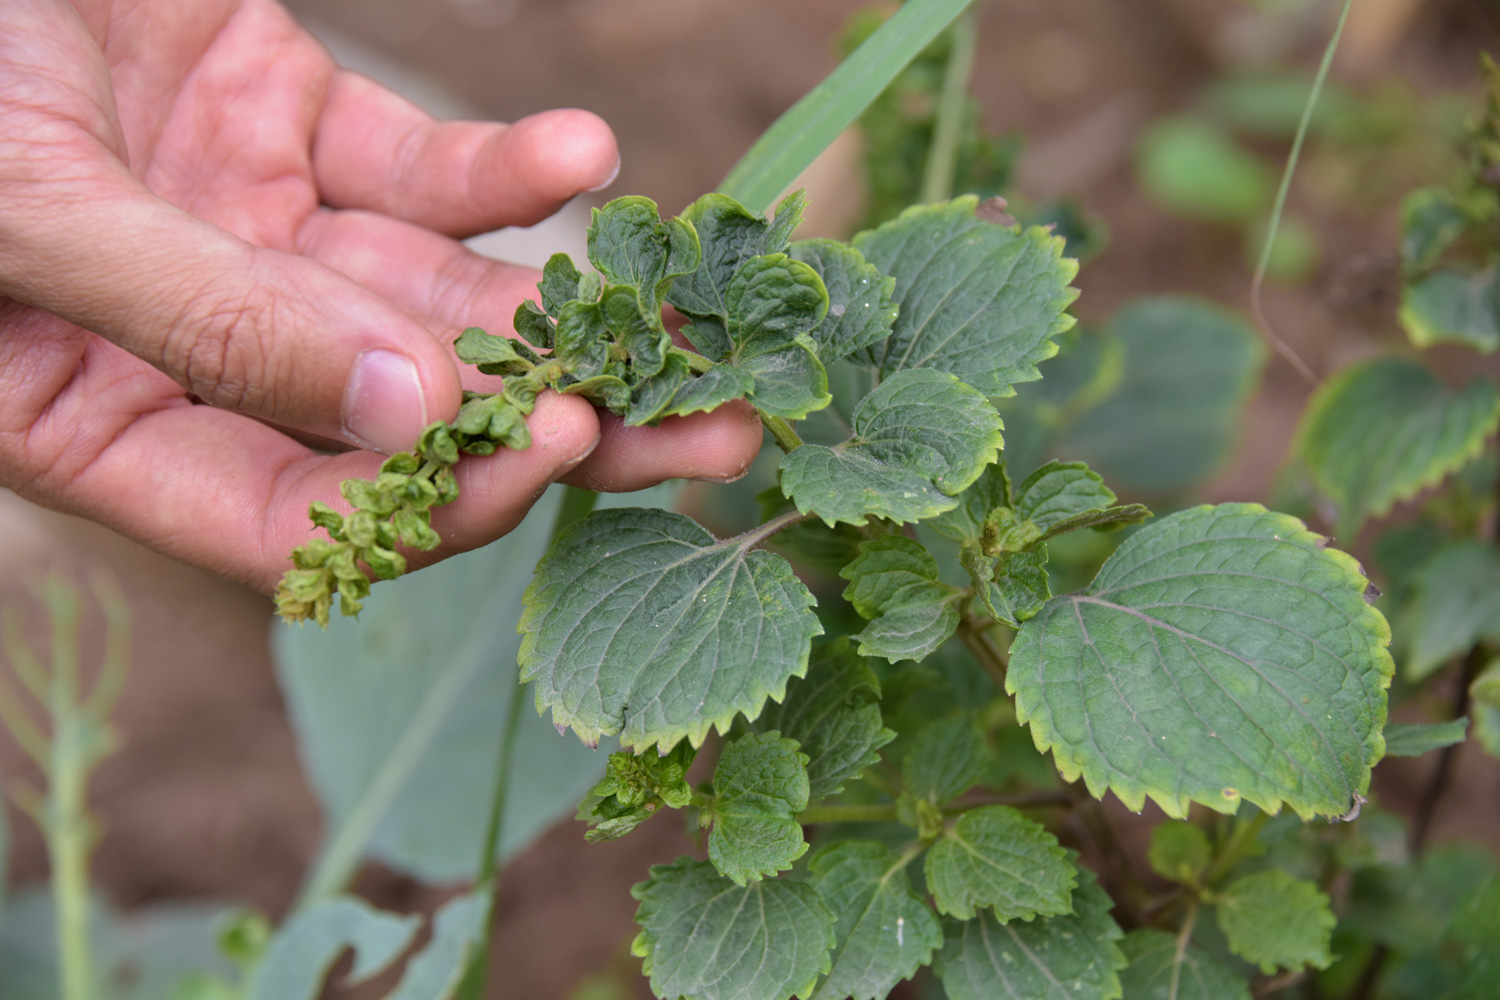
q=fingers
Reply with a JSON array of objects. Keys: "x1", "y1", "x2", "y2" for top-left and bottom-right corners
[
  {"x1": 563, "y1": 402, "x2": 765, "y2": 491},
  {"x1": 0, "y1": 153, "x2": 462, "y2": 455},
  {"x1": 20, "y1": 379, "x2": 602, "y2": 592},
  {"x1": 312, "y1": 72, "x2": 619, "y2": 238}
]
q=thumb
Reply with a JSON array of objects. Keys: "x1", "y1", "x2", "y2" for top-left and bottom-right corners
[{"x1": 0, "y1": 162, "x2": 461, "y2": 454}]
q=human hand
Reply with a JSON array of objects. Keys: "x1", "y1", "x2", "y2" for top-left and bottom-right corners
[{"x1": 0, "y1": 0, "x2": 763, "y2": 593}]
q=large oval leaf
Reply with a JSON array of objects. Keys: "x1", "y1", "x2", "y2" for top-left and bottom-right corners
[
  {"x1": 1009, "y1": 503, "x2": 1393, "y2": 820},
  {"x1": 1294, "y1": 358, "x2": 1500, "y2": 539},
  {"x1": 852, "y1": 196, "x2": 1079, "y2": 397},
  {"x1": 519, "y1": 508, "x2": 822, "y2": 752}
]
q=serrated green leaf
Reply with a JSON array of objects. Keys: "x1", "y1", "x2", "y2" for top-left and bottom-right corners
[
  {"x1": 668, "y1": 192, "x2": 804, "y2": 331},
  {"x1": 519, "y1": 508, "x2": 822, "y2": 752},
  {"x1": 1215, "y1": 870, "x2": 1335, "y2": 974},
  {"x1": 708, "y1": 732, "x2": 811, "y2": 884},
  {"x1": 976, "y1": 548, "x2": 1051, "y2": 628},
  {"x1": 246, "y1": 897, "x2": 418, "y2": 1000},
  {"x1": 581, "y1": 742, "x2": 696, "y2": 842},
  {"x1": 1382, "y1": 718, "x2": 1468, "y2": 757},
  {"x1": 840, "y1": 535, "x2": 961, "y2": 663},
  {"x1": 1055, "y1": 297, "x2": 1265, "y2": 495},
  {"x1": 1009, "y1": 503, "x2": 1394, "y2": 820},
  {"x1": 1118, "y1": 928, "x2": 1252, "y2": 1000},
  {"x1": 1403, "y1": 541, "x2": 1500, "y2": 680},
  {"x1": 660, "y1": 364, "x2": 756, "y2": 420},
  {"x1": 1295, "y1": 358, "x2": 1500, "y2": 538},
  {"x1": 852, "y1": 196, "x2": 1079, "y2": 397},
  {"x1": 808, "y1": 841, "x2": 942, "y2": 1000},
  {"x1": 554, "y1": 298, "x2": 611, "y2": 375},
  {"x1": 1400, "y1": 188, "x2": 1469, "y2": 271},
  {"x1": 632, "y1": 857, "x2": 835, "y2": 1000},
  {"x1": 934, "y1": 867, "x2": 1126, "y2": 1000},
  {"x1": 928, "y1": 463, "x2": 1012, "y2": 543},
  {"x1": 1013, "y1": 461, "x2": 1151, "y2": 540},
  {"x1": 587, "y1": 197, "x2": 701, "y2": 314},
  {"x1": 1147, "y1": 821, "x2": 1212, "y2": 885},
  {"x1": 626, "y1": 352, "x2": 692, "y2": 426},
  {"x1": 453, "y1": 327, "x2": 533, "y2": 375},
  {"x1": 751, "y1": 639, "x2": 895, "y2": 799},
  {"x1": 717, "y1": 253, "x2": 832, "y2": 419},
  {"x1": 539, "y1": 251, "x2": 584, "y2": 315},
  {"x1": 384, "y1": 890, "x2": 490, "y2": 1000},
  {"x1": 903, "y1": 715, "x2": 987, "y2": 805},
  {"x1": 1472, "y1": 659, "x2": 1500, "y2": 759},
  {"x1": 781, "y1": 369, "x2": 1004, "y2": 527},
  {"x1": 925, "y1": 805, "x2": 1075, "y2": 921},
  {"x1": 789, "y1": 239, "x2": 898, "y2": 363},
  {"x1": 1400, "y1": 269, "x2": 1500, "y2": 354}
]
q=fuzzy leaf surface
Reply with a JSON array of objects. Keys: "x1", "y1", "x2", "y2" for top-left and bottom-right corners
[
  {"x1": 934, "y1": 868, "x2": 1125, "y2": 1000},
  {"x1": 721, "y1": 253, "x2": 831, "y2": 419},
  {"x1": 668, "y1": 192, "x2": 804, "y2": 326},
  {"x1": 519, "y1": 508, "x2": 821, "y2": 752},
  {"x1": 789, "y1": 238, "x2": 898, "y2": 362},
  {"x1": 1295, "y1": 358, "x2": 1500, "y2": 538},
  {"x1": 1400, "y1": 268, "x2": 1500, "y2": 354},
  {"x1": 781, "y1": 368, "x2": 1003, "y2": 526},
  {"x1": 928, "y1": 463, "x2": 1012, "y2": 543},
  {"x1": 247, "y1": 897, "x2": 418, "y2": 1000},
  {"x1": 709, "y1": 732, "x2": 811, "y2": 884},
  {"x1": 924, "y1": 805, "x2": 1075, "y2": 921},
  {"x1": 1403, "y1": 541, "x2": 1500, "y2": 680},
  {"x1": 1008, "y1": 503, "x2": 1394, "y2": 820},
  {"x1": 632, "y1": 857, "x2": 835, "y2": 1000},
  {"x1": 750, "y1": 639, "x2": 895, "y2": 798},
  {"x1": 1215, "y1": 870, "x2": 1335, "y2": 974},
  {"x1": 1382, "y1": 718, "x2": 1469, "y2": 758},
  {"x1": 586, "y1": 196, "x2": 700, "y2": 313},
  {"x1": 902, "y1": 716, "x2": 988, "y2": 805},
  {"x1": 808, "y1": 841, "x2": 943, "y2": 1000},
  {"x1": 1117, "y1": 929, "x2": 1251, "y2": 1000},
  {"x1": 852, "y1": 196, "x2": 1078, "y2": 396},
  {"x1": 1013, "y1": 461, "x2": 1151, "y2": 540},
  {"x1": 840, "y1": 535, "x2": 960, "y2": 662}
]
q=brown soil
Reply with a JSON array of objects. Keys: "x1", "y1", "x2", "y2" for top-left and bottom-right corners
[{"x1": 4, "y1": 1, "x2": 1500, "y2": 998}]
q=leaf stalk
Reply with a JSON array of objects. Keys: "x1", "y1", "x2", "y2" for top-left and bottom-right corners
[{"x1": 920, "y1": 9, "x2": 978, "y2": 205}]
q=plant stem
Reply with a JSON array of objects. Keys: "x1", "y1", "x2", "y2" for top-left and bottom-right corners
[
  {"x1": 1202, "y1": 811, "x2": 1270, "y2": 888},
  {"x1": 957, "y1": 620, "x2": 1008, "y2": 689},
  {"x1": 920, "y1": 9, "x2": 978, "y2": 204},
  {"x1": 762, "y1": 414, "x2": 804, "y2": 452},
  {"x1": 719, "y1": 0, "x2": 978, "y2": 214},
  {"x1": 1408, "y1": 645, "x2": 1486, "y2": 855},
  {"x1": 457, "y1": 486, "x2": 599, "y2": 1000},
  {"x1": 1170, "y1": 901, "x2": 1199, "y2": 1000},
  {"x1": 735, "y1": 509, "x2": 812, "y2": 551}
]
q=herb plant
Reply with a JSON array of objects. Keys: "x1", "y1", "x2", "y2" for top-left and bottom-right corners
[{"x1": 6, "y1": 2, "x2": 1499, "y2": 999}]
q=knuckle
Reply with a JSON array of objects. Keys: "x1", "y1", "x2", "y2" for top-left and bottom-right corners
[{"x1": 159, "y1": 279, "x2": 278, "y2": 414}]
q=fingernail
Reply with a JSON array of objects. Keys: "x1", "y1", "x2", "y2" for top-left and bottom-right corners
[
  {"x1": 587, "y1": 155, "x2": 621, "y2": 192},
  {"x1": 343, "y1": 350, "x2": 428, "y2": 454},
  {"x1": 559, "y1": 433, "x2": 601, "y2": 474}
]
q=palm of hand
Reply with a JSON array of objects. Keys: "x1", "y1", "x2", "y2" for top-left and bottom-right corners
[{"x1": 0, "y1": 0, "x2": 760, "y2": 591}]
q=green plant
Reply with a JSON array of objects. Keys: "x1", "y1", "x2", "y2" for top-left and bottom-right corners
[{"x1": 7, "y1": 3, "x2": 1499, "y2": 999}]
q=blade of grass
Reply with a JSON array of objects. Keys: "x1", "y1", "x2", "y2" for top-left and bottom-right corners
[
  {"x1": 1250, "y1": 0, "x2": 1354, "y2": 383},
  {"x1": 719, "y1": 0, "x2": 977, "y2": 215}
]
